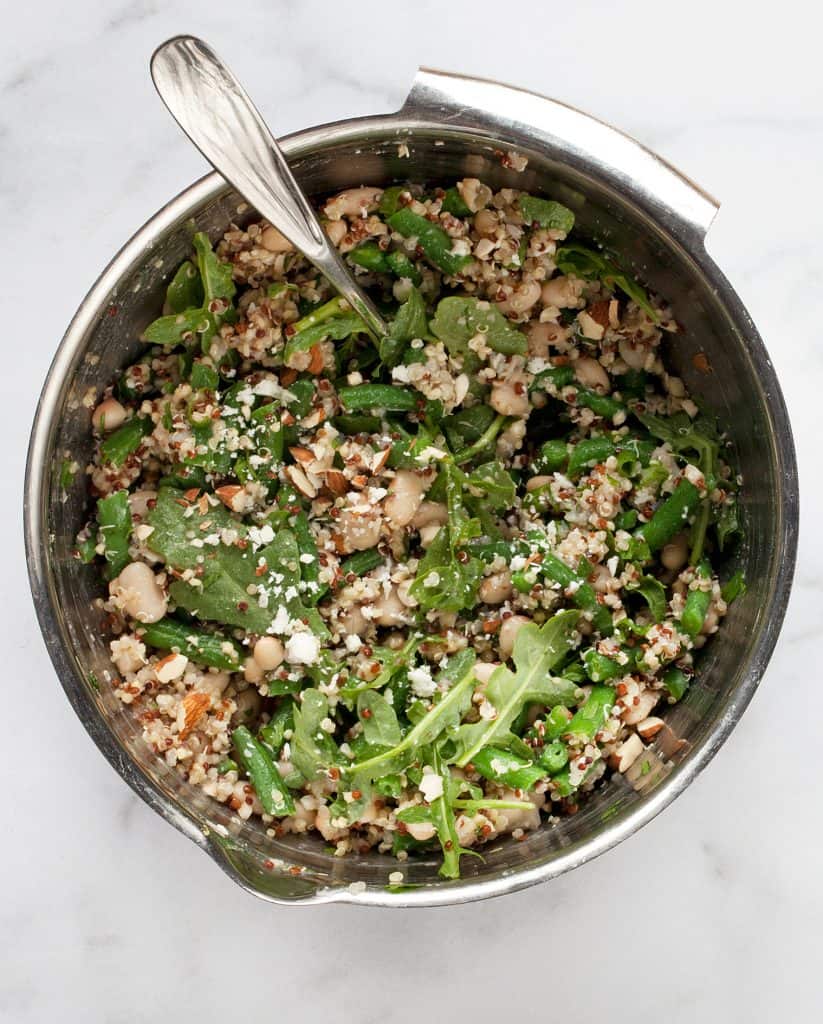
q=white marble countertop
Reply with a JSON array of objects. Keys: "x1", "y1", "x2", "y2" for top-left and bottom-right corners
[{"x1": 4, "y1": 1, "x2": 820, "y2": 1020}]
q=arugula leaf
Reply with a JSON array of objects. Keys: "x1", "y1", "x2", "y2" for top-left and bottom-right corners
[
  {"x1": 347, "y1": 649, "x2": 476, "y2": 784},
  {"x1": 721, "y1": 570, "x2": 747, "y2": 604},
  {"x1": 291, "y1": 689, "x2": 339, "y2": 781},
  {"x1": 341, "y1": 634, "x2": 420, "y2": 698},
  {"x1": 430, "y1": 297, "x2": 527, "y2": 356},
  {"x1": 357, "y1": 691, "x2": 402, "y2": 748},
  {"x1": 626, "y1": 575, "x2": 668, "y2": 622},
  {"x1": 519, "y1": 195, "x2": 575, "y2": 233},
  {"x1": 409, "y1": 462, "x2": 483, "y2": 612},
  {"x1": 146, "y1": 489, "x2": 327, "y2": 636},
  {"x1": 716, "y1": 497, "x2": 742, "y2": 552},
  {"x1": 452, "y1": 610, "x2": 581, "y2": 766},
  {"x1": 166, "y1": 259, "x2": 204, "y2": 313},
  {"x1": 554, "y1": 243, "x2": 658, "y2": 323},
  {"x1": 428, "y1": 744, "x2": 478, "y2": 880},
  {"x1": 284, "y1": 312, "x2": 366, "y2": 360},
  {"x1": 193, "y1": 231, "x2": 236, "y2": 304},
  {"x1": 379, "y1": 287, "x2": 428, "y2": 368},
  {"x1": 142, "y1": 308, "x2": 216, "y2": 347},
  {"x1": 464, "y1": 461, "x2": 516, "y2": 513}
]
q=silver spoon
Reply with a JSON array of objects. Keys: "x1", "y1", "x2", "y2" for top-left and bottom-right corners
[{"x1": 150, "y1": 35, "x2": 388, "y2": 340}]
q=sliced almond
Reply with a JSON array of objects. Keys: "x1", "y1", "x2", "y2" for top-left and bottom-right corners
[
  {"x1": 621, "y1": 689, "x2": 659, "y2": 725},
  {"x1": 215, "y1": 484, "x2": 245, "y2": 513},
  {"x1": 636, "y1": 716, "x2": 665, "y2": 740},
  {"x1": 289, "y1": 446, "x2": 315, "y2": 465},
  {"x1": 155, "y1": 652, "x2": 188, "y2": 684},
  {"x1": 285, "y1": 464, "x2": 317, "y2": 498},
  {"x1": 279, "y1": 367, "x2": 298, "y2": 387},
  {"x1": 180, "y1": 690, "x2": 211, "y2": 740},
  {"x1": 587, "y1": 299, "x2": 611, "y2": 327},
  {"x1": 612, "y1": 733, "x2": 644, "y2": 773},
  {"x1": 324, "y1": 470, "x2": 348, "y2": 497},
  {"x1": 308, "y1": 344, "x2": 325, "y2": 375},
  {"x1": 371, "y1": 448, "x2": 391, "y2": 475}
]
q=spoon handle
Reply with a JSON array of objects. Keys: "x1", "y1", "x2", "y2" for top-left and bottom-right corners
[{"x1": 150, "y1": 35, "x2": 387, "y2": 340}]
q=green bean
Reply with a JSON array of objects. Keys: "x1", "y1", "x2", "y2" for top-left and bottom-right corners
[
  {"x1": 97, "y1": 490, "x2": 131, "y2": 579},
  {"x1": 140, "y1": 618, "x2": 242, "y2": 670},
  {"x1": 637, "y1": 479, "x2": 701, "y2": 552},
  {"x1": 387, "y1": 208, "x2": 473, "y2": 276},
  {"x1": 567, "y1": 436, "x2": 615, "y2": 476},
  {"x1": 721, "y1": 570, "x2": 746, "y2": 605},
  {"x1": 313, "y1": 548, "x2": 384, "y2": 604},
  {"x1": 100, "y1": 417, "x2": 151, "y2": 467},
  {"x1": 378, "y1": 185, "x2": 405, "y2": 217},
  {"x1": 566, "y1": 685, "x2": 615, "y2": 739},
  {"x1": 531, "y1": 364, "x2": 575, "y2": 392},
  {"x1": 543, "y1": 706, "x2": 572, "y2": 740},
  {"x1": 582, "y1": 649, "x2": 625, "y2": 683},
  {"x1": 470, "y1": 746, "x2": 545, "y2": 790},
  {"x1": 680, "y1": 560, "x2": 712, "y2": 638},
  {"x1": 349, "y1": 242, "x2": 390, "y2": 273},
  {"x1": 385, "y1": 250, "x2": 421, "y2": 284},
  {"x1": 537, "y1": 438, "x2": 570, "y2": 472},
  {"x1": 440, "y1": 186, "x2": 471, "y2": 217},
  {"x1": 575, "y1": 387, "x2": 625, "y2": 419},
  {"x1": 216, "y1": 757, "x2": 238, "y2": 775},
  {"x1": 537, "y1": 740, "x2": 569, "y2": 774},
  {"x1": 338, "y1": 384, "x2": 419, "y2": 412},
  {"x1": 332, "y1": 413, "x2": 383, "y2": 435},
  {"x1": 231, "y1": 726, "x2": 295, "y2": 815}
]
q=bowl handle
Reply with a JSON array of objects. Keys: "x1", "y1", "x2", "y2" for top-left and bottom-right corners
[{"x1": 401, "y1": 67, "x2": 719, "y2": 243}]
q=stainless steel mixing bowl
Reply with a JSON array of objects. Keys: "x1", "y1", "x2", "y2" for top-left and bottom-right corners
[{"x1": 25, "y1": 69, "x2": 799, "y2": 906}]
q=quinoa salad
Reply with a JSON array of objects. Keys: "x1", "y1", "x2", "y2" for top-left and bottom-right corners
[{"x1": 76, "y1": 178, "x2": 745, "y2": 879}]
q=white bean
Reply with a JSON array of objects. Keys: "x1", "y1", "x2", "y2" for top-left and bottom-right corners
[
  {"x1": 128, "y1": 489, "x2": 157, "y2": 522},
  {"x1": 406, "y1": 819, "x2": 436, "y2": 842},
  {"x1": 260, "y1": 225, "x2": 293, "y2": 253},
  {"x1": 231, "y1": 687, "x2": 262, "y2": 727},
  {"x1": 541, "y1": 275, "x2": 583, "y2": 308},
  {"x1": 385, "y1": 470, "x2": 426, "y2": 528},
  {"x1": 490, "y1": 378, "x2": 530, "y2": 417},
  {"x1": 622, "y1": 690, "x2": 659, "y2": 725},
  {"x1": 412, "y1": 501, "x2": 448, "y2": 530},
  {"x1": 498, "y1": 279, "x2": 541, "y2": 316},
  {"x1": 618, "y1": 337, "x2": 648, "y2": 370},
  {"x1": 243, "y1": 657, "x2": 264, "y2": 685},
  {"x1": 323, "y1": 186, "x2": 383, "y2": 221},
  {"x1": 526, "y1": 475, "x2": 552, "y2": 493},
  {"x1": 498, "y1": 615, "x2": 530, "y2": 659},
  {"x1": 574, "y1": 356, "x2": 610, "y2": 392},
  {"x1": 473, "y1": 208, "x2": 498, "y2": 238},
  {"x1": 457, "y1": 177, "x2": 492, "y2": 212},
  {"x1": 253, "y1": 636, "x2": 285, "y2": 671},
  {"x1": 339, "y1": 604, "x2": 368, "y2": 635},
  {"x1": 473, "y1": 661, "x2": 500, "y2": 684},
  {"x1": 418, "y1": 524, "x2": 442, "y2": 548},
  {"x1": 109, "y1": 562, "x2": 167, "y2": 624},
  {"x1": 92, "y1": 398, "x2": 126, "y2": 433},
  {"x1": 324, "y1": 220, "x2": 347, "y2": 246},
  {"x1": 661, "y1": 533, "x2": 689, "y2": 571},
  {"x1": 372, "y1": 587, "x2": 407, "y2": 627},
  {"x1": 337, "y1": 508, "x2": 382, "y2": 552},
  {"x1": 478, "y1": 570, "x2": 513, "y2": 605},
  {"x1": 527, "y1": 320, "x2": 565, "y2": 358}
]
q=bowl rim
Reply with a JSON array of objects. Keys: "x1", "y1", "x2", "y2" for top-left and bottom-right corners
[{"x1": 24, "y1": 111, "x2": 800, "y2": 907}]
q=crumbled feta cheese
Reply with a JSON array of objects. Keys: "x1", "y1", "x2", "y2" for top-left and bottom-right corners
[
  {"x1": 408, "y1": 666, "x2": 437, "y2": 698},
  {"x1": 285, "y1": 631, "x2": 320, "y2": 666},
  {"x1": 419, "y1": 772, "x2": 444, "y2": 803}
]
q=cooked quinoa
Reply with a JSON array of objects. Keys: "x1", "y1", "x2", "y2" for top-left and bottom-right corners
[{"x1": 78, "y1": 178, "x2": 745, "y2": 878}]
